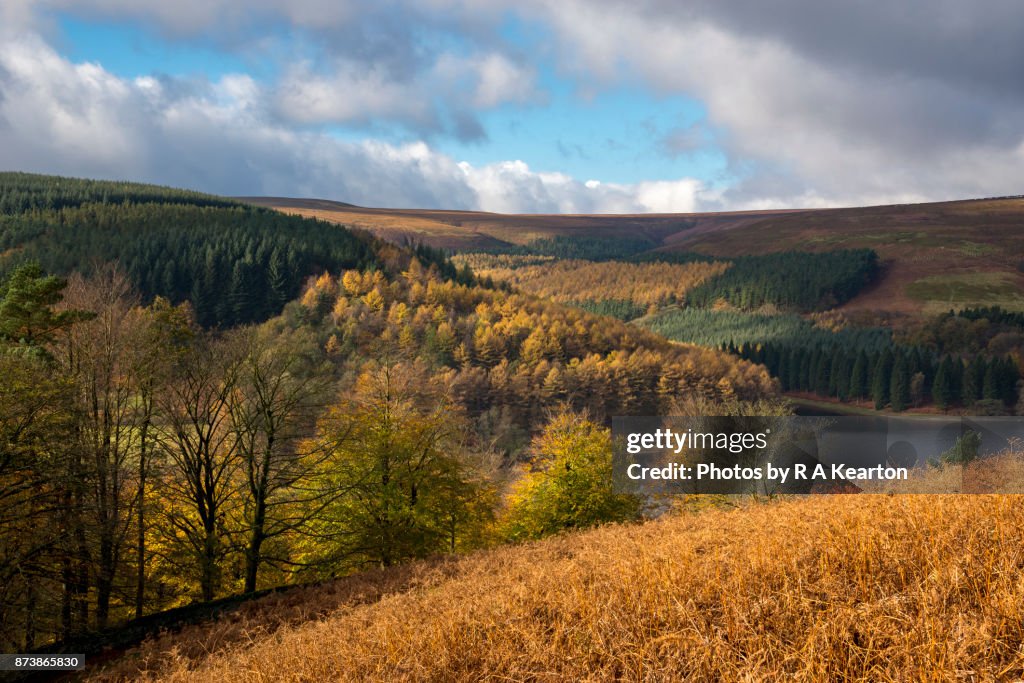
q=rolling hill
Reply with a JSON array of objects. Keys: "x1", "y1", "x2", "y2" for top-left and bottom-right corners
[
  {"x1": 86, "y1": 493, "x2": 1024, "y2": 682},
  {"x1": 245, "y1": 195, "x2": 1024, "y2": 317}
]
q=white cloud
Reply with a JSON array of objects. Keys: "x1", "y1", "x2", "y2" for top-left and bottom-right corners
[
  {"x1": 274, "y1": 61, "x2": 436, "y2": 128},
  {"x1": 271, "y1": 51, "x2": 537, "y2": 137},
  {"x1": 468, "y1": 53, "x2": 536, "y2": 108},
  {"x1": 0, "y1": 34, "x2": 704, "y2": 213},
  {"x1": 12, "y1": 0, "x2": 1024, "y2": 210}
]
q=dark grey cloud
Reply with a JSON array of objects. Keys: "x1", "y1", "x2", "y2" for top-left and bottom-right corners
[
  {"x1": 535, "y1": 0, "x2": 1024, "y2": 207},
  {"x1": 651, "y1": 0, "x2": 1024, "y2": 96}
]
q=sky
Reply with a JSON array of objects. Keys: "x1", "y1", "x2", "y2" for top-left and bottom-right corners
[{"x1": 1, "y1": 1, "x2": 1023, "y2": 213}]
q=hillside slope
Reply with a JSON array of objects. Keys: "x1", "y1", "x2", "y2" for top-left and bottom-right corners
[
  {"x1": 0, "y1": 173, "x2": 390, "y2": 327},
  {"x1": 249, "y1": 195, "x2": 1024, "y2": 316},
  {"x1": 241, "y1": 196, "x2": 802, "y2": 252},
  {"x1": 89, "y1": 494, "x2": 1024, "y2": 682}
]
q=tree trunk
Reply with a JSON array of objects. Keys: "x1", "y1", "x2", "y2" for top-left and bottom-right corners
[
  {"x1": 244, "y1": 497, "x2": 267, "y2": 593},
  {"x1": 135, "y1": 416, "x2": 150, "y2": 619},
  {"x1": 95, "y1": 536, "x2": 113, "y2": 630}
]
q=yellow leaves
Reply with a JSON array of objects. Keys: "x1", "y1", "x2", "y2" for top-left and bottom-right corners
[
  {"x1": 402, "y1": 257, "x2": 425, "y2": 283},
  {"x1": 501, "y1": 409, "x2": 640, "y2": 542},
  {"x1": 314, "y1": 272, "x2": 337, "y2": 296},
  {"x1": 519, "y1": 329, "x2": 547, "y2": 366},
  {"x1": 408, "y1": 282, "x2": 426, "y2": 306},
  {"x1": 302, "y1": 272, "x2": 339, "y2": 316},
  {"x1": 711, "y1": 297, "x2": 733, "y2": 311},
  {"x1": 388, "y1": 301, "x2": 409, "y2": 323},
  {"x1": 363, "y1": 288, "x2": 385, "y2": 312},
  {"x1": 331, "y1": 296, "x2": 350, "y2": 321},
  {"x1": 320, "y1": 255, "x2": 773, "y2": 412},
  {"x1": 398, "y1": 325, "x2": 417, "y2": 354},
  {"x1": 716, "y1": 376, "x2": 736, "y2": 401},
  {"x1": 299, "y1": 286, "x2": 321, "y2": 309},
  {"x1": 473, "y1": 326, "x2": 504, "y2": 367},
  {"x1": 435, "y1": 322, "x2": 456, "y2": 354},
  {"x1": 325, "y1": 334, "x2": 342, "y2": 356},
  {"x1": 341, "y1": 270, "x2": 365, "y2": 296}
]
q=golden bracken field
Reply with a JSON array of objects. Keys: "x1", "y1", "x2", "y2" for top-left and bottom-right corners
[{"x1": 90, "y1": 493, "x2": 1024, "y2": 682}]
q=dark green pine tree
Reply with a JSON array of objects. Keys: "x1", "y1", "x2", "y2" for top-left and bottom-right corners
[
  {"x1": 266, "y1": 247, "x2": 291, "y2": 312},
  {"x1": 828, "y1": 350, "x2": 843, "y2": 396},
  {"x1": 889, "y1": 352, "x2": 911, "y2": 412},
  {"x1": 932, "y1": 356, "x2": 953, "y2": 411},
  {"x1": 835, "y1": 352, "x2": 851, "y2": 401},
  {"x1": 228, "y1": 261, "x2": 256, "y2": 325},
  {"x1": 1003, "y1": 359, "x2": 1022, "y2": 404},
  {"x1": 786, "y1": 348, "x2": 801, "y2": 392},
  {"x1": 160, "y1": 260, "x2": 178, "y2": 301},
  {"x1": 949, "y1": 358, "x2": 964, "y2": 405},
  {"x1": 982, "y1": 361, "x2": 999, "y2": 401},
  {"x1": 799, "y1": 350, "x2": 813, "y2": 391},
  {"x1": 777, "y1": 350, "x2": 790, "y2": 391},
  {"x1": 962, "y1": 357, "x2": 984, "y2": 406},
  {"x1": 814, "y1": 349, "x2": 831, "y2": 395},
  {"x1": 849, "y1": 350, "x2": 869, "y2": 400},
  {"x1": 871, "y1": 348, "x2": 894, "y2": 409},
  {"x1": 189, "y1": 274, "x2": 213, "y2": 327}
]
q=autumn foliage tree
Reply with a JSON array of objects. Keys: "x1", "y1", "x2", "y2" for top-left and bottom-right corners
[
  {"x1": 300, "y1": 360, "x2": 494, "y2": 573},
  {"x1": 502, "y1": 409, "x2": 641, "y2": 541}
]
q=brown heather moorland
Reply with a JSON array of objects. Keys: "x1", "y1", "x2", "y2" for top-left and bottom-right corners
[
  {"x1": 89, "y1": 492, "x2": 1024, "y2": 682},
  {"x1": 243, "y1": 195, "x2": 1024, "y2": 318}
]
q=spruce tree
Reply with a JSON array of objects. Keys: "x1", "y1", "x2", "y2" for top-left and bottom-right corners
[
  {"x1": 889, "y1": 352, "x2": 910, "y2": 412},
  {"x1": 950, "y1": 358, "x2": 964, "y2": 401},
  {"x1": 835, "y1": 352, "x2": 851, "y2": 400},
  {"x1": 828, "y1": 350, "x2": 843, "y2": 396},
  {"x1": 933, "y1": 357, "x2": 953, "y2": 411},
  {"x1": 962, "y1": 357, "x2": 983, "y2": 406},
  {"x1": 983, "y1": 361, "x2": 999, "y2": 401},
  {"x1": 814, "y1": 350, "x2": 831, "y2": 395},
  {"x1": 787, "y1": 348, "x2": 801, "y2": 391},
  {"x1": 849, "y1": 350, "x2": 868, "y2": 400},
  {"x1": 871, "y1": 348, "x2": 893, "y2": 409}
]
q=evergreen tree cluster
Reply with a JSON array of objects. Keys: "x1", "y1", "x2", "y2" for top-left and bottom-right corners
[
  {"x1": 473, "y1": 235, "x2": 657, "y2": 261},
  {"x1": 732, "y1": 341, "x2": 1020, "y2": 412},
  {"x1": 569, "y1": 299, "x2": 649, "y2": 321},
  {"x1": 0, "y1": 171, "x2": 237, "y2": 213},
  {"x1": 684, "y1": 249, "x2": 879, "y2": 312},
  {"x1": 628, "y1": 251, "x2": 717, "y2": 265},
  {"x1": 526, "y1": 235, "x2": 657, "y2": 261},
  {"x1": 638, "y1": 307, "x2": 893, "y2": 352},
  {"x1": 954, "y1": 306, "x2": 1024, "y2": 328},
  {"x1": 410, "y1": 243, "x2": 478, "y2": 287},
  {"x1": 0, "y1": 173, "x2": 385, "y2": 327}
]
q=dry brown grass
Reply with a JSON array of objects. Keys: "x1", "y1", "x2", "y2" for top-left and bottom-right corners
[{"x1": 89, "y1": 494, "x2": 1024, "y2": 682}]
